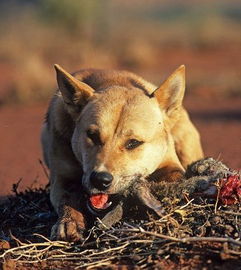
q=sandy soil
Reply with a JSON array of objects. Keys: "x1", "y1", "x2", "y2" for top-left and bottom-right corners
[
  {"x1": 0, "y1": 96, "x2": 240, "y2": 196},
  {"x1": 0, "y1": 104, "x2": 47, "y2": 195}
]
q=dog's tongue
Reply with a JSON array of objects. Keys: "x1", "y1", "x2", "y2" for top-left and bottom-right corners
[{"x1": 89, "y1": 194, "x2": 109, "y2": 209}]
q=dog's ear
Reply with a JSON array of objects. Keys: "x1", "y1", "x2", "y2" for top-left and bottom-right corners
[
  {"x1": 54, "y1": 64, "x2": 94, "y2": 109},
  {"x1": 152, "y1": 65, "x2": 185, "y2": 116}
]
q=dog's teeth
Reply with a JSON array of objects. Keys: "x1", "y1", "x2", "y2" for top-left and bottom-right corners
[
  {"x1": 104, "y1": 201, "x2": 112, "y2": 209},
  {"x1": 87, "y1": 200, "x2": 113, "y2": 215}
]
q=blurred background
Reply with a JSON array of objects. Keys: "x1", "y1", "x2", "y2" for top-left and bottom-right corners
[{"x1": 0, "y1": 0, "x2": 240, "y2": 195}]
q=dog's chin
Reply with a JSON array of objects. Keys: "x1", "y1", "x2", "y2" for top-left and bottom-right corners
[{"x1": 86, "y1": 193, "x2": 121, "y2": 216}]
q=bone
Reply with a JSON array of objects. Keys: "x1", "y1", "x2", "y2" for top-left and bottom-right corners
[
  {"x1": 99, "y1": 202, "x2": 124, "y2": 229},
  {"x1": 134, "y1": 180, "x2": 164, "y2": 217}
]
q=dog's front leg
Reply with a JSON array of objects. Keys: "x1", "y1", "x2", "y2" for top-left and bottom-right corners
[
  {"x1": 149, "y1": 141, "x2": 185, "y2": 183},
  {"x1": 50, "y1": 175, "x2": 87, "y2": 242},
  {"x1": 149, "y1": 165, "x2": 184, "y2": 183}
]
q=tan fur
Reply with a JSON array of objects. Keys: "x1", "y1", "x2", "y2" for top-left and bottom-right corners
[{"x1": 41, "y1": 65, "x2": 203, "y2": 241}]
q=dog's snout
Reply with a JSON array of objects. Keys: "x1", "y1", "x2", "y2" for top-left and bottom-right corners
[{"x1": 90, "y1": 171, "x2": 113, "y2": 190}]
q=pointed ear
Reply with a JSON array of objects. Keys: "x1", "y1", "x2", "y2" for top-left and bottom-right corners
[
  {"x1": 54, "y1": 64, "x2": 94, "y2": 109},
  {"x1": 152, "y1": 65, "x2": 185, "y2": 116}
]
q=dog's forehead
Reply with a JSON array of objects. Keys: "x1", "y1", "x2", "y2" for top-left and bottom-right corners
[
  {"x1": 101, "y1": 87, "x2": 161, "y2": 116},
  {"x1": 80, "y1": 87, "x2": 163, "y2": 138}
]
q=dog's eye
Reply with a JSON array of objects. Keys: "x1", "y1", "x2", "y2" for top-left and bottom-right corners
[
  {"x1": 125, "y1": 139, "x2": 143, "y2": 150},
  {"x1": 86, "y1": 129, "x2": 102, "y2": 146}
]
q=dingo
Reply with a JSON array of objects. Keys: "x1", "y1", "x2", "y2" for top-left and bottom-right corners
[{"x1": 41, "y1": 65, "x2": 203, "y2": 241}]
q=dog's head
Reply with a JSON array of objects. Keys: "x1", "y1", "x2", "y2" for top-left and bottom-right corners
[{"x1": 54, "y1": 65, "x2": 185, "y2": 213}]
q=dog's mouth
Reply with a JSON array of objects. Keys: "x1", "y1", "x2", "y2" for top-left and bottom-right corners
[
  {"x1": 89, "y1": 194, "x2": 112, "y2": 210},
  {"x1": 87, "y1": 193, "x2": 120, "y2": 214}
]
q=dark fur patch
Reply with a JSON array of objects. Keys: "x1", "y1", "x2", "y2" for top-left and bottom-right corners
[{"x1": 129, "y1": 78, "x2": 152, "y2": 97}]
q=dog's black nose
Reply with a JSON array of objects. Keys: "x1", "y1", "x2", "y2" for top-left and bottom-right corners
[{"x1": 90, "y1": 171, "x2": 113, "y2": 190}]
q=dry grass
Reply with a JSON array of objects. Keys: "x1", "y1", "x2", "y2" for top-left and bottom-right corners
[
  {"x1": 0, "y1": 160, "x2": 241, "y2": 269},
  {"x1": 0, "y1": 189, "x2": 241, "y2": 269}
]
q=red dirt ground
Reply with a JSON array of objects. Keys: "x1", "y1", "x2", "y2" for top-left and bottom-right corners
[
  {"x1": 0, "y1": 96, "x2": 240, "y2": 196},
  {"x1": 0, "y1": 104, "x2": 47, "y2": 195}
]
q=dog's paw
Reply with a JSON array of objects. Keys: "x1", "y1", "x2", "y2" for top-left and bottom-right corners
[{"x1": 51, "y1": 217, "x2": 84, "y2": 242}]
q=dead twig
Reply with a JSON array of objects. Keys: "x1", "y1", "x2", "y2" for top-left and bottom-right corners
[{"x1": 113, "y1": 227, "x2": 241, "y2": 247}]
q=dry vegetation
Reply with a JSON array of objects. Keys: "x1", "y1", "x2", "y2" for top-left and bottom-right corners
[
  {"x1": 0, "y1": 159, "x2": 241, "y2": 269},
  {"x1": 0, "y1": 184, "x2": 241, "y2": 269}
]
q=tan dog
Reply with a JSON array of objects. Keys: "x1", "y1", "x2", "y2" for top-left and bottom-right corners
[{"x1": 41, "y1": 65, "x2": 203, "y2": 241}]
